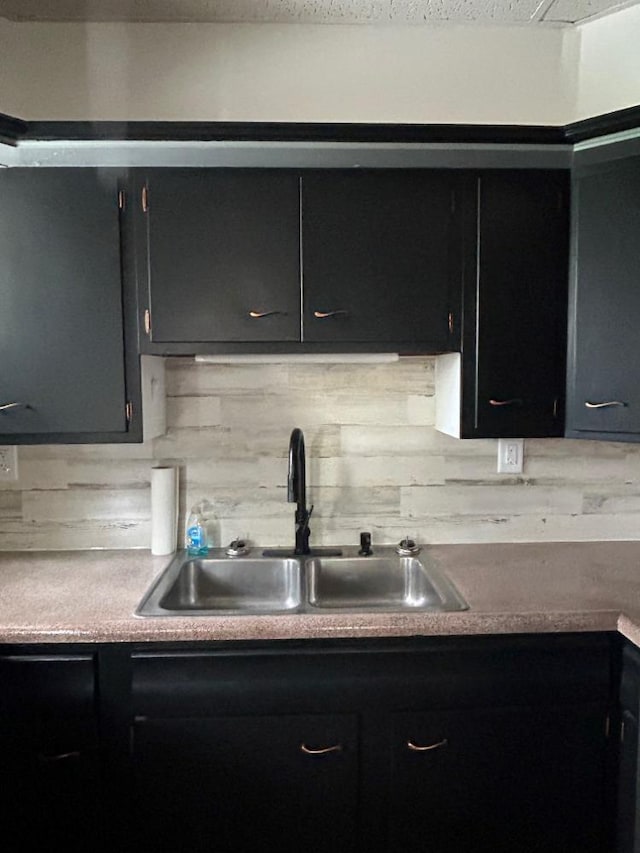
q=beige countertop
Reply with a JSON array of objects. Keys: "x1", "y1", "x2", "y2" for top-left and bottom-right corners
[{"x1": 1, "y1": 541, "x2": 639, "y2": 645}]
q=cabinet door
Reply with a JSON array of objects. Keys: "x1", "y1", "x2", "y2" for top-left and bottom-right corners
[
  {"x1": 0, "y1": 654, "x2": 100, "y2": 853},
  {"x1": 387, "y1": 704, "x2": 608, "y2": 853},
  {"x1": 0, "y1": 169, "x2": 129, "y2": 438},
  {"x1": 566, "y1": 157, "x2": 640, "y2": 439},
  {"x1": 131, "y1": 713, "x2": 358, "y2": 853},
  {"x1": 0, "y1": 719, "x2": 101, "y2": 853},
  {"x1": 301, "y1": 170, "x2": 460, "y2": 349},
  {"x1": 143, "y1": 170, "x2": 301, "y2": 343},
  {"x1": 467, "y1": 170, "x2": 569, "y2": 438},
  {"x1": 617, "y1": 710, "x2": 639, "y2": 853}
]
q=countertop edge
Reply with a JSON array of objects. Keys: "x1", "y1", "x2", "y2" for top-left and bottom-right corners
[{"x1": 0, "y1": 609, "x2": 623, "y2": 645}]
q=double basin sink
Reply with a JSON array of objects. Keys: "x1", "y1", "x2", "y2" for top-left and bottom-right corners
[{"x1": 136, "y1": 547, "x2": 468, "y2": 616}]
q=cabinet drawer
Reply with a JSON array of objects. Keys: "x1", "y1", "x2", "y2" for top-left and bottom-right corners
[
  {"x1": 132, "y1": 635, "x2": 612, "y2": 716},
  {"x1": 0, "y1": 655, "x2": 96, "y2": 718}
]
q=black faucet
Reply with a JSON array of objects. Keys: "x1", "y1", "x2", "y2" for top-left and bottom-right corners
[{"x1": 288, "y1": 427, "x2": 313, "y2": 555}]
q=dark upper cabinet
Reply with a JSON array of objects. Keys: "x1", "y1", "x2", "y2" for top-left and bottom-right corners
[
  {"x1": 139, "y1": 168, "x2": 462, "y2": 354},
  {"x1": 300, "y1": 170, "x2": 461, "y2": 349},
  {"x1": 0, "y1": 169, "x2": 140, "y2": 444},
  {"x1": 566, "y1": 156, "x2": 640, "y2": 441},
  {"x1": 437, "y1": 169, "x2": 570, "y2": 438},
  {"x1": 141, "y1": 169, "x2": 301, "y2": 344}
]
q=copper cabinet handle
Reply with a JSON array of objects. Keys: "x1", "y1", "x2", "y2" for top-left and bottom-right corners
[
  {"x1": 300, "y1": 743, "x2": 343, "y2": 755},
  {"x1": 248, "y1": 311, "x2": 286, "y2": 319},
  {"x1": 0, "y1": 402, "x2": 29, "y2": 412},
  {"x1": 585, "y1": 401, "x2": 627, "y2": 409},
  {"x1": 313, "y1": 310, "x2": 348, "y2": 319},
  {"x1": 489, "y1": 399, "x2": 523, "y2": 407},
  {"x1": 407, "y1": 738, "x2": 448, "y2": 752},
  {"x1": 38, "y1": 750, "x2": 81, "y2": 763}
]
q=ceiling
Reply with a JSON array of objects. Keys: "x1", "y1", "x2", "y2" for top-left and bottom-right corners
[{"x1": 0, "y1": 0, "x2": 638, "y2": 26}]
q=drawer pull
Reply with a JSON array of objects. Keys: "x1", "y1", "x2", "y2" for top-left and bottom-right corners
[
  {"x1": 407, "y1": 738, "x2": 448, "y2": 752},
  {"x1": 38, "y1": 750, "x2": 81, "y2": 763},
  {"x1": 489, "y1": 399, "x2": 522, "y2": 407},
  {"x1": 249, "y1": 311, "x2": 285, "y2": 319},
  {"x1": 0, "y1": 402, "x2": 29, "y2": 412},
  {"x1": 301, "y1": 743, "x2": 343, "y2": 755},
  {"x1": 585, "y1": 400, "x2": 627, "y2": 409},
  {"x1": 313, "y1": 310, "x2": 348, "y2": 319}
]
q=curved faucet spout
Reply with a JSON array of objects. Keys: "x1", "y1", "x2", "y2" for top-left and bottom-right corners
[
  {"x1": 288, "y1": 428, "x2": 312, "y2": 555},
  {"x1": 287, "y1": 428, "x2": 306, "y2": 506}
]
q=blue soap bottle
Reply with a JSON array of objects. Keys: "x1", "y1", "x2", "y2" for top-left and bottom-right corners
[{"x1": 185, "y1": 506, "x2": 209, "y2": 556}]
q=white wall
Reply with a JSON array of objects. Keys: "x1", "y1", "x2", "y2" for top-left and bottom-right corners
[
  {"x1": 576, "y1": 4, "x2": 640, "y2": 121},
  {"x1": 0, "y1": 19, "x2": 577, "y2": 124}
]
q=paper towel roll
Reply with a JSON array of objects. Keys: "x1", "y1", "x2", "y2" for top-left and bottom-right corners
[{"x1": 151, "y1": 466, "x2": 179, "y2": 556}]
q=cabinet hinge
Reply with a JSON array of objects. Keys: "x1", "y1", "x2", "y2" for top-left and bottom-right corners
[
  {"x1": 448, "y1": 312, "x2": 454, "y2": 335},
  {"x1": 118, "y1": 189, "x2": 126, "y2": 211},
  {"x1": 125, "y1": 401, "x2": 133, "y2": 424},
  {"x1": 553, "y1": 397, "x2": 559, "y2": 419},
  {"x1": 144, "y1": 308, "x2": 152, "y2": 336},
  {"x1": 620, "y1": 719, "x2": 626, "y2": 744},
  {"x1": 142, "y1": 186, "x2": 149, "y2": 213}
]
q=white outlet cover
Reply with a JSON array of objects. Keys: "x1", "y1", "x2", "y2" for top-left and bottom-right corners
[
  {"x1": 497, "y1": 439, "x2": 524, "y2": 474},
  {"x1": 0, "y1": 446, "x2": 18, "y2": 482}
]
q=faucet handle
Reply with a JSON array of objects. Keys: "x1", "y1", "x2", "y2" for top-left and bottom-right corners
[
  {"x1": 396, "y1": 537, "x2": 421, "y2": 556},
  {"x1": 358, "y1": 531, "x2": 372, "y2": 556},
  {"x1": 226, "y1": 538, "x2": 250, "y2": 557}
]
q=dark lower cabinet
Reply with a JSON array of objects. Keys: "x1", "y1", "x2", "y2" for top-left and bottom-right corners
[
  {"x1": 0, "y1": 635, "x2": 624, "y2": 853},
  {"x1": 131, "y1": 714, "x2": 358, "y2": 853},
  {"x1": 617, "y1": 709, "x2": 639, "y2": 853},
  {"x1": 617, "y1": 642, "x2": 640, "y2": 853},
  {"x1": 0, "y1": 653, "x2": 100, "y2": 853},
  {"x1": 125, "y1": 634, "x2": 615, "y2": 853},
  {"x1": 389, "y1": 704, "x2": 608, "y2": 853},
  {"x1": 1, "y1": 719, "x2": 101, "y2": 852}
]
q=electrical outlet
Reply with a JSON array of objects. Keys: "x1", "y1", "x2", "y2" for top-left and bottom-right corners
[
  {"x1": 0, "y1": 446, "x2": 18, "y2": 482},
  {"x1": 497, "y1": 439, "x2": 524, "y2": 474}
]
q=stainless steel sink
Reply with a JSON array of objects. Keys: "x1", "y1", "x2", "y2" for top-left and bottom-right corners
[
  {"x1": 136, "y1": 548, "x2": 468, "y2": 616},
  {"x1": 306, "y1": 555, "x2": 468, "y2": 612},
  {"x1": 136, "y1": 555, "x2": 303, "y2": 616}
]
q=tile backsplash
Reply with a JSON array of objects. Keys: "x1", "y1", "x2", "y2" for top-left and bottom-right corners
[{"x1": 3, "y1": 357, "x2": 640, "y2": 551}]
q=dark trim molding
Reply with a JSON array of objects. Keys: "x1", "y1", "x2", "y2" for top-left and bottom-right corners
[
  {"x1": 0, "y1": 112, "x2": 28, "y2": 146},
  {"x1": 24, "y1": 120, "x2": 570, "y2": 145},
  {"x1": 565, "y1": 105, "x2": 640, "y2": 143},
  {"x1": 2, "y1": 105, "x2": 639, "y2": 147}
]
